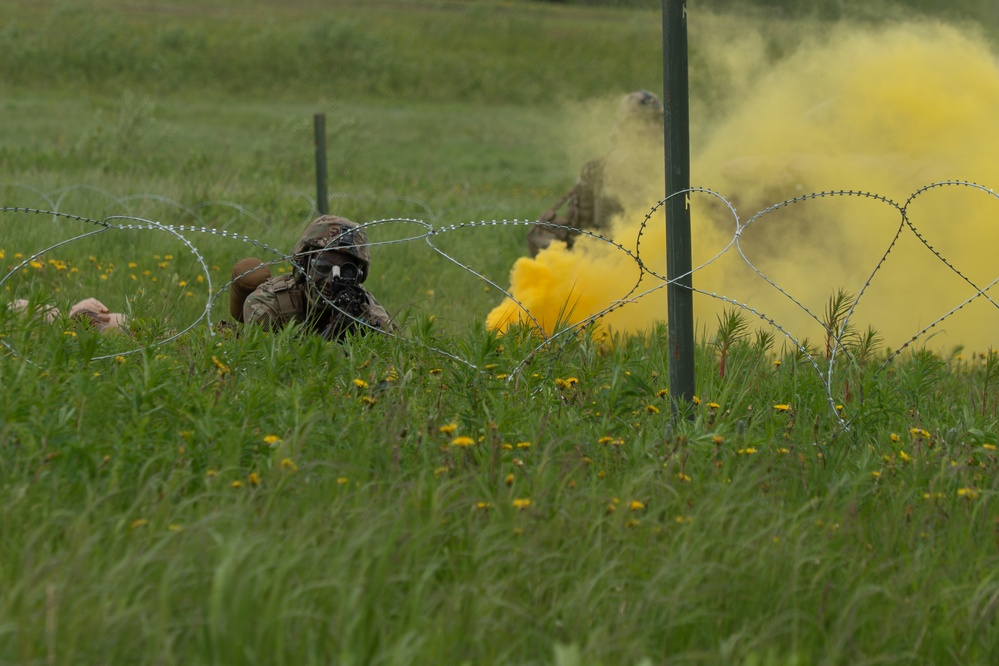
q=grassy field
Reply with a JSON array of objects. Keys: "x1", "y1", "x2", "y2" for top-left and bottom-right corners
[{"x1": 3, "y1": 1, "x2": 999, "y2": 664}]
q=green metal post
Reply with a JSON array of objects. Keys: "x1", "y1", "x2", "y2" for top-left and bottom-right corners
[
  {"x1": 314, "y1": 113, "x2": 329, "y2": 215},
  {"x1": 663, "y1": 0, "x2": 696, "y2": 412}
]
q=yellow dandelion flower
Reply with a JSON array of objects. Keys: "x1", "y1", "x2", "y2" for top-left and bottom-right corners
[
  {"x1": 773, "y1": 404, "x2": 790, "y2": 412},
  {"x1": 676, "y1": 473, "x2": 691, "y2": 482},
  {"x1": 352, "y1": 378, "x2": 368, "y2": 389},
  {"x1": 656, "y1": 389, "x2": 669, "y2": 398},
  {"x1": 909, "y1": 428, "x2": 930, "y2": 439},
  {"x1": 496, "y1": 373, "x2": 508, "y2": 380},
  {"x1": 484, "y1": 363, "x2": 497, "y2": 370},
  {"x1": 777, "y1": 447, "x2": 790, "y2": 454},
  {"x1": 438, "y1": 423, "x2": 458, "y2": 435},
  {"x1": 646, "y1": 404, "x2": 660, "y2": 414},
  {"x1": 361, "y1": 396, "x2": 377, "y2": 405},
  {"x1": 280, "y1": 458, "x2": 298, "y2": 471},
  {"x1": 451, "y1": 436, "x2": 475, "y2": 448},
  {"x1": 248, "y1": 472, "x2": 261, "y2": 487},
  {"x1": 712, "y1": 435, "x2": 724, "y2": 445},
  {"x1": 737, "y1": 447, "x2": 758, "y2": 455},
  {"x1": 515, "y1": 441, "x2": 531, "y2": 449},
  {"x1": 890, "y1": 433, "x2": 900, "y2": 443},
  {"x1": 512, "y1": 498, "x2": 531, "y2": 510},
  {"x1": 505, "y1": 473, "x2": 515, "y2": 486},
  {"x1": 707, "y1": 402, "x2": 720, "y2": 409},
  {"x1": 336, "y1": 477, "x2": 349, "y2": 485},
  {"x1": 773, "y1": 360, "x2": 781, "y2": 367},
  {"x1": 475, "y1": 502, "x2": 494, "y2": 511},
  {"x1": 983, "y1": 444, "x2": 997, "y2": 451},
  {"x1": 899, "y1": 450, "x2": 912, "y2": 463},
  {"x1": 625, "y1": 519, "x2": 640, "y2": 528},
  {"x1": 871, "y1": 471, "x2": 881, "y2": 479},
  {"x1": 211, "y1": 356, "x2": 230, "y2": 375},
  {"x1": 675, "y1": 515, "x2": 691, "y2": 524},
  {"x1": 598, "y1": 436, "x2": 614, "y2": 445},
  {"x1": 429, "y1": 368, "x2": 443, "y2": 375},
  {"x1": 501, "y1": 443, "x2": 513, "y2": 450},
  {"x1": 231, "y1": 480, "x2": 244, "y2": 489},
  {"x1": 433, "y1": 467, "x2": 448, "y2": 478},
  {"x1": 206, "y1": 469, "x2": 218, "y2": 478},
  {"x1": 692, "y1": 396, "x2": 701, "y2": 405},
  {"x1": 958, "y1": 487, "x2": 979, "y2": 499},
  {"x1": 628, "y1": 500, "x2": 646, "y2": 511},
  {"x1": 179, "y1": 280, "x2": 187, "y2": 287},
  {"x1": 263, "y1": 435, "x2": 281, "y2": 445}
]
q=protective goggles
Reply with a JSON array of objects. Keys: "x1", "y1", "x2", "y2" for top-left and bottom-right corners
[{"x1": 310, "y1": 258, "x2": 360, "y2": 283}]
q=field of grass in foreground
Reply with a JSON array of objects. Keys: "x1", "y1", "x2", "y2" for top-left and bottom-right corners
[
  {"x1": 2, "y1": 303, "x2": 999, "y2": 664},
  {"x1": 3, "y1": 0, "x2": 999, "y2": 663}
]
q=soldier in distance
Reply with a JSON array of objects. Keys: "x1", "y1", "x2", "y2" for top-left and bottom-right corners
[
  {"x1": 527, "y1": 89, "x2": 664, "y2": 257},
  {"x1": 229, "y1": 215, "x2": 393, "y2": 340}
]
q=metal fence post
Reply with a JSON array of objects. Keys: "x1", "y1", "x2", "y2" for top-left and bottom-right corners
[
  {"x1": 314, "y1": 113, "x2": 329, "y2": 215},
  {"x1": 663, "y1": 0, "x2": 696, "y2": 413}
]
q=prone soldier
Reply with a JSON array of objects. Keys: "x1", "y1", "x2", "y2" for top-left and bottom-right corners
[{"x1": 230, "y1": 215, "x2": 392, "y2": 340}]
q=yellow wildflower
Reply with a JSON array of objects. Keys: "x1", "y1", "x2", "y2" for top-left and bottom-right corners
[
  {"x1": 628, "y1": 500, "x2": 646, "y2": 512},
  {"x1": 451, "y1": 436, "x2": 475, "y2": 448},
  {"x1": 231, "y1": 481, "x2": 244, "y2": 489},
  {"x1": 438, "y1": 423, "x2": 458, "y2": 435},
  {"x1": 646, "y1": 404, "x2": 660, "y2": 414},
  {"x1": 773, "y1": 404, "x2": 790, "y2": 412},
  {"x1": 130, "y1": 518, "x2": 148, "y2": 529},
  {"x1": 263, "y1": 435, "x2": 281, "y2": 445},
  {"x1": 505, "y1": 473, "x2": 515, "y2": 486},
  {"x1": 248, "y1": 472, "x2": 261, "y2": 487},
  {"x1": 352, "y1": 378, "x2": 368, "y2": 389},
  {"x1": 280, "y1": 458, "x2": 298, "y2": 471},
  {"x1": 515, "y1": 441, "x2": 531, "y2": 449},
  {"x1": 512, "y1": 498, "x2": 531, "y2": 510},
  {"x1": 336, "y1": 477, "x2": 350, "y2": 485},
  {"x1": 211, "y1": 356, "x2": 230, "y2": 375}
]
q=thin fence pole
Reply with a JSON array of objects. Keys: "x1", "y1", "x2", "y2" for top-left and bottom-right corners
[
  {"x1": 314, "y1": 113, "x2": 329, "y2": 215},
  {"x1": 663, "y1": 0, "x2": 695, "y2": 413}
]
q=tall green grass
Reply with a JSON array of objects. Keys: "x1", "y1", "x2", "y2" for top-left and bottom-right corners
[{"x1": 3, "y1": 1, "x2": 999, "y2": 663}]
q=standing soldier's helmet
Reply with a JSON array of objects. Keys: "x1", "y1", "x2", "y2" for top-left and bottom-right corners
[
  {"x1": 292, "y1": 215, "x2": 371, "y2": 284},
  {"x1": 616, "y1": 89, "x2": 664, "y2": 128}
]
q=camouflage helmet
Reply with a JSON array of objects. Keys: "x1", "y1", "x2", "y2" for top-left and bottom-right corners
[
  {"x1": 292, "y1": 215, "x2": 370, "y2": 283},
  {"x1": 616, "y1": 89, "x2": 664, "y2": 127}
]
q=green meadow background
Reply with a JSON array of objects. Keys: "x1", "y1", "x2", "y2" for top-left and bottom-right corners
[{"x1": 3, "y1": 1, "x2": 999, "y2": 664}]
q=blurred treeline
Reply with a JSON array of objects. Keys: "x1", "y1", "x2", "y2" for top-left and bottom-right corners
[{"x1": 539, "y1": 0, "x2": 998, "y2": 23}]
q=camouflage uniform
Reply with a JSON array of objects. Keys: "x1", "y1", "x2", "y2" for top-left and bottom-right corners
[
  {"x1": 527, "y1": 90, "x2": 664, "y2": 257},
  {"x1": 240, "y1": 216, "x2": 393, "y2": 340}
]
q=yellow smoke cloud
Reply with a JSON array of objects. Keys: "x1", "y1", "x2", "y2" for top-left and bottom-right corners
[{"x1": 488, "y1": 21, "x2": 999, "y2": 353}]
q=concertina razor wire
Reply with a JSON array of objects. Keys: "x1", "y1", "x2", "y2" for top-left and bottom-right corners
[{"x1": 3, "y1": 179, "x2": 999, "y2": 431}]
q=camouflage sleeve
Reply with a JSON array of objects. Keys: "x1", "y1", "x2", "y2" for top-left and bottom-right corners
[
  {"x1": 243, "y1": 280, "x2": 285, "y2": 332},
  {"x1": 361, "y1": 291, "x2": 396, "y2": 333}
]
